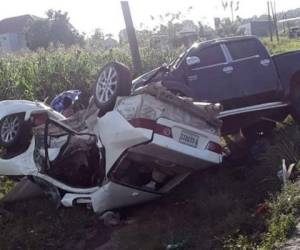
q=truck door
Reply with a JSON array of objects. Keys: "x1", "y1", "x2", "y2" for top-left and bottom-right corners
[
  {"x1": 184, "y1": 44, "x2": 241, "y2": 106},
  {"x1": 223, "y1": 38, "x2": 281, "y2": 108}
]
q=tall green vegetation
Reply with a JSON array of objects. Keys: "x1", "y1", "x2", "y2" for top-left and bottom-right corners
[
  {"x1": 262, "y1": 37, "x2": 300, "y2": 55},
  {"x1": 0, "y1": 37, "x2": 298, "y2": 104},
  {"x1": 0, "y1": 45, "x2": 179, "y2": 102}
]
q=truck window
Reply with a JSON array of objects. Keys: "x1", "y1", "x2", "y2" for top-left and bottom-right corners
[
  {"x1": 226, "y1": 39, "x2": 262, "y2": 60},
  {"x1": 189, "y1": 45, "x2": 226, "y2": 67}
]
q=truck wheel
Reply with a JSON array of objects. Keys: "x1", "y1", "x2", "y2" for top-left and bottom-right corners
[
  {"x1": 291, "y1": 85, "x2": 300, "y2": 123},
  {"x1": 93, "y1": 62, "x2": 131, "y2": 113},
  {"x1": 242, "y1": 121, "x2": 276, "y2": 143}
]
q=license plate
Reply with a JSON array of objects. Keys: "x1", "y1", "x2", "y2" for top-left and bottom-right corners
[{"x1": 179, "y1": 130, "x2": 199, "y2": 148}]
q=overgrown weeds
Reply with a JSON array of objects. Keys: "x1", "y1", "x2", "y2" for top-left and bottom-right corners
[
  {"x1": 0, "y1": 45, "x2": 180, "y2": 104},
  {"x1": 262, "y1": 37, "x2": 300, "y2": 55},
  {"x1": 0, "y1": 177, "x2": 15, "y2": 199},
  {"x1": 225, "y1": 122, "x2": 300, "y2": 250}
]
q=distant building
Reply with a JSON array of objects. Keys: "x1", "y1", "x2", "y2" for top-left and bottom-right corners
[
  {"x1": 0, "y1": 15, "x2": 36, "y2": 53},
  {"x1": 239, "y1": 21, "x2": 273, "y2": 37},
  {"x1": 278, "y1": 17, "x2": 300, "y2": 37}
]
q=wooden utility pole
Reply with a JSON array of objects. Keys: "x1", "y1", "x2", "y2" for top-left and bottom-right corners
[
  {"x1": 121, "y1": 1, "x2": 142, "y2": 75},
  {"x1": 270, "y1": 0, "x2": 279, "y2": 42},
  {"x1": 267, "y1": 1, "x2": 273, "y2": 42}
]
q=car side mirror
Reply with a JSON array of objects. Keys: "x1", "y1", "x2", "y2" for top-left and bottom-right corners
[{"x1": 186, "y1": 56, "x2": 201, "y2": 66}]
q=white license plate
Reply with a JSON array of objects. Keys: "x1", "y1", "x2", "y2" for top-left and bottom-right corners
[{"x1": 179, "y1": 130, "x2": 199, "y2": 148}]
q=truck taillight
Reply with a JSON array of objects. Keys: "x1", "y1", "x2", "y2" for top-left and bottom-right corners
[
  {"x1": 129, "y1": 118, "x2": 173, "y2": 138},
  {"x1": 206, "y1": 141, "x2": 223, "y2": 154}
]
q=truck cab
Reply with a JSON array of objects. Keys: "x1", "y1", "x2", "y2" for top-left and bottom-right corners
[
  {"x1": 133, "y1": 36, "x2": 300, "y2": 137},
  {"x1": 166, "y1": 37, "x2": 282, "y2": 109}
]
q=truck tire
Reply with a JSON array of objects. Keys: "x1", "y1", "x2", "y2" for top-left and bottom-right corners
[
  {"x1": 93, "y1": 62, "x2": 131, "y2": 114},
  {"x1": 242, "y1": 121, "x2": 276, "y2": 143},
  {"x1": 291, "y1": 85, "x2": 300, "y2": 123}
]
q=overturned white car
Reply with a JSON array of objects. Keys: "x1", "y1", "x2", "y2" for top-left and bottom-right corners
[{"x1": 0, "y1": 64, "x2": 223, "y2": 214}]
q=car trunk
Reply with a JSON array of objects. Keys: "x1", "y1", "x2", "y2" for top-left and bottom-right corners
[{"x1": 115, "y1": 84, "x2": 222, "y2": 136}]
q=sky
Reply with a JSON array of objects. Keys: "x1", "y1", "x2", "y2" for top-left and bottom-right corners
[{"x1": 0, "y1": 0, "x2": 299, "y2": 38}]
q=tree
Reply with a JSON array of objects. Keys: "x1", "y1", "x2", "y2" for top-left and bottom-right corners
[
  {"x1": 221, "y1": 0, "x2": 240, "y2": 22},
  {"x1": 216, "y1": 17, "x2": 243, "y2": 37},
  {"x1": 88, "y1": 28, "x2": 105, "y2": 49},
  {"x1": 148, "y1": 10, "x2": 202, "y2": 48},
  {"x1": 136, "y1": 30, "x2": 153, "y2": 47},
  {"x1": 25, "y1": 19, "x2": 51, "y2": 50},
  {"x1": 25, "y1": 9, "x2": 84, "y2": 50},
  {"x1": 198, "y1": 22, "x2": 216, "y2": 40},
  {"x1": 215, "y1": 1, "x2": 242, "y2": 37}
]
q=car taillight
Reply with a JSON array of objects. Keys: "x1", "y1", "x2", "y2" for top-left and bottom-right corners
[
  {"x1": 206, "y1": 141, "x2": 223, "y2": 154},
  {"x1": 129, "y1": 118, "x2": 173, "y2": 138}
]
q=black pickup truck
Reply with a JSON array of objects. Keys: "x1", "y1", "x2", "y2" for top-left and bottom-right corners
[{"x1": 94, "y1": 36, "x2": 300, "y2": 139}]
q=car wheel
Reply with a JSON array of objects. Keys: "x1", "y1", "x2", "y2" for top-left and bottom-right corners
[
  {"x1": 93, "y1": 62, "x2": 131, "y2": 113},
  {"x1": 0, "y1": 113, "x2": 25, "y2": 147},
  {"x1": 242, "y1": 121, "x2": 276, "y2": 143}
]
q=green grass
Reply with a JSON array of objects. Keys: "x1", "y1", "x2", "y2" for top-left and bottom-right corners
[
  {"x1": 224, "y1": 122, "x2": 300, "y2": 249},
  {"x1": 262, "y1": 37, "x2": 300, "y2": 54}
]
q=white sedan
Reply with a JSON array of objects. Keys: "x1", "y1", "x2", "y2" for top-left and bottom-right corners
[{"x1": 0, "y1": 64, "x2": 223, "y2": 214}]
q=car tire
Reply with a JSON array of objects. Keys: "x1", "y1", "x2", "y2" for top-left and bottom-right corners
[
  {"x1": 242, "y1": 121, "x2": 276, "y2": 143},
  {"x1": 0, "y1": 113, "x2": 25, "y2": 148},
  {"x1": 93, "y1": 62, "x2": 131, "y2": 113}
]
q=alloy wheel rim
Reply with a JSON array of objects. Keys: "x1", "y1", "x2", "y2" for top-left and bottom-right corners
[
  {"x1": 96, "y1": 66, "x2": 118, "y2": 103},
  {"x1": 1, "y1": 115, "x2": 20, "y2": 143}
]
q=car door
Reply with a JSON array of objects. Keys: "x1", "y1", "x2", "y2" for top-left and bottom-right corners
[
  {"x1": 223, "y1": 38, "x2": 281, "y2": 108},
  {"x1": 184, "y1": 44, "x2": 241, "y2": 107}
]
